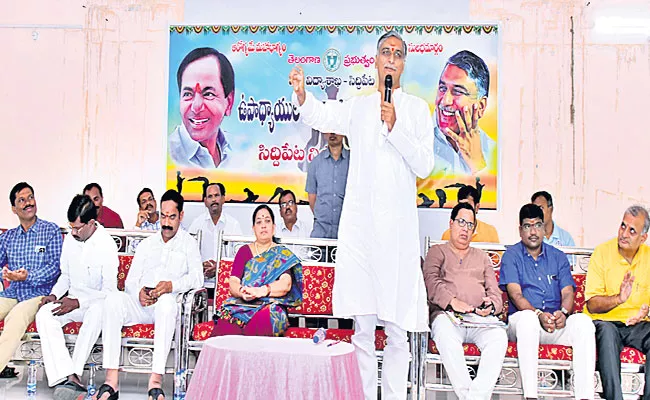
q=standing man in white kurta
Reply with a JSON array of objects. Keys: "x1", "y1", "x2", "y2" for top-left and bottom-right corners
[
  {"x1": 95, "y1": 190, "x2": 203, "y2": 400},
  {"x1": 36, "y1": 194, "x2": 118, "y2": 398},
  {"x1": 289, "y1": 31, "x2": 434, "y2": 400}
]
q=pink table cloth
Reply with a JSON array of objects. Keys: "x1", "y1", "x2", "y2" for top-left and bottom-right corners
[{"x1": 186, "y1": 336, "x2": 364, "y2": 400}]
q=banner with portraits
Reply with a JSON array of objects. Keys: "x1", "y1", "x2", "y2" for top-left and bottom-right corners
[{"x1": 166, "y1": 24, "x2": 499, "y2": 209}]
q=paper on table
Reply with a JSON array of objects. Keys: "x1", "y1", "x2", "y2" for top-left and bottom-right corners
[{"x1": 445, "y1": 311, "x2": 506, "y2": 328}]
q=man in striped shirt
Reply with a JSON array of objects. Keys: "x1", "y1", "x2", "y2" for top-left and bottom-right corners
[{"x1": 0, "y1": 182, "x2": 62, "y2": 376}]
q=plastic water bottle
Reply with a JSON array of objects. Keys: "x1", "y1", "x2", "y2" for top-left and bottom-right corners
[
  {"x1": 312, "y1": 327, "x2": 327, "y2": 344},
  {"x1": 173, "y1": 369, "x2": 185, "y2": 400},
  {"x1": 86, "y1": 363, "x2": 97, "y2": 399},
  {"x1": 26, "y1": 360, "x2": 37, "y2": 397}
]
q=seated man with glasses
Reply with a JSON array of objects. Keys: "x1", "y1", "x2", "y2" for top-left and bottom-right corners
[
  {"x1": 0, "y1": 182, "x2": 62, "y2": 379},
  {"x1": 188, "y1": 182, "x2": 241, "y2": 279},
  {"x1": 36, "y1": 194, "x2": 118, "y2": 398},
  {"x1": 584, "y1": 205, "x2": 650, "y2": 400},
  {"x1": 441, "y1": 185, "x2": 499, "y2": 243},
  {"x1": 276, "y1": 190, "x2": 308, "y2": 238},
  {"x1": 423, "y1": 202, "x2": 507, "y2": 400},
  {"x1": 500, "y1": 203, "x2": 595, "y2": 400}
]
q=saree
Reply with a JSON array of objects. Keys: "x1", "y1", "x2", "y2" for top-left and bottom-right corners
[{"x1": 218, "y1": 245, "x2": 303, "y2": 336}]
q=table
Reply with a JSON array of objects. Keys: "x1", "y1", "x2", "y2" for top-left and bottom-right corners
[{"x1": 185, "y1": 336, "x2": 364, "y2": 400}]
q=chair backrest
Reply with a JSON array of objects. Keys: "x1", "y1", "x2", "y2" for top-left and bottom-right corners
[
  {"x1": 214, "y1": 233, "x2": 339, "y2": 315},
  {"x1": 108, "y1": 229, "x2": 200, "y2": 290},
  {"x1": 214, "y1": 259, "x2": 336, "y2": 315},
  {"x1": 423, "y1": 237, "x2": 594, "y2": 316},
  {"x1": 117, "y1": 255, "x2": 134, "y2": 291}
]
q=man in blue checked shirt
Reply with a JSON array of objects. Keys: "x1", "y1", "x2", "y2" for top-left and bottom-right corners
[{"x1": 0, "y1": 182, "x2": 62, "y2": 377}]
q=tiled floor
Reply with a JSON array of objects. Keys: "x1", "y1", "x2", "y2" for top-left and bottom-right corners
[{"x1": 0, "y1": 366, "x2": 173, "y2": 400}]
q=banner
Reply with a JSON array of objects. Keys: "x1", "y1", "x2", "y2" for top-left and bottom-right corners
[{"x1": 166, "y1": 25, "x2": 499, "y2": 209}]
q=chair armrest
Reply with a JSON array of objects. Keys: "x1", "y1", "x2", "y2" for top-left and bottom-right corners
[{"x1": 181, "y1": 288, "x2": 209, "y2": 340}]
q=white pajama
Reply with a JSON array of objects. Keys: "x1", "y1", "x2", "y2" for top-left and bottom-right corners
[
  {"x1": 507, "y1": 310, "x2": 595, "y2": 399},
  {"x1": 37, "y1": 224, "x2": 119, "y2": 386},
  {"x1": 36, "y1": 300, "x2": 104, "y2": 386},
  {"x1": 102, "y1": 291, "x2": 179, "y2": 375},
  {"x1": 353, "y1": 315, "x2": 409, "y2": 400},
  {"x1": 103, "y1": 229, "x2": 202, "y2": 375},
  {"x1": 431, "y1": 314, "x2": 508, "y2": 400}
]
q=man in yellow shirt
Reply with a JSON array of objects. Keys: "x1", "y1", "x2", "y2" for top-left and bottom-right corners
[
  {"x1": 441, "y1": 185, "x2": 499, "y2": 243},
  {"x1": 584, "y1": 205, "x2": 650, "y2": 400}
]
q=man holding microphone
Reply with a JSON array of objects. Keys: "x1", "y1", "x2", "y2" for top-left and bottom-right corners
[{"x1": 289, "y1": 31, "x2": 434, "y2": 399}]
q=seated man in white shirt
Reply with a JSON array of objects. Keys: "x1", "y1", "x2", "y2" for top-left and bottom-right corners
[
  {"x1": 35, "y1": 194, "x2": 118, "y2": 398},
  {"x1": 95, "y1": 190, "x2": 203, "y2": 400},
  {"x1": 276, "y1": 189, "x2": 308, "y2": 238},
  {"x1": 188, "y1": 182, "x2": 242, "y2": 278},
  {"x1": 134, "y1": 188, "x2": 160, "y2": 231}
]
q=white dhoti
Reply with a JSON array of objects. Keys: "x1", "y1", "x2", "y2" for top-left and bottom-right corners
[
  {"x1": 431, "y1": 314, "x2": 508, "y2": 400},
  {"x1": 102, "y1": 292, "x2": 178, "y2": 375},
  {"x1": 36, "y1": 300, "x2": 104, "y2": 386},
  {"x1": 508, "y1": 310, "x2": 596, "y2": 399}
]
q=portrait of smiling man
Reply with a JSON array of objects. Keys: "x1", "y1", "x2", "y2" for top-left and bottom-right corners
[
  {"x1": 168, "y1": 47, "x2": 236, "y2": 169},
  {"x1": 433, "y1": 50, "x2": 496, "y2": 177}
]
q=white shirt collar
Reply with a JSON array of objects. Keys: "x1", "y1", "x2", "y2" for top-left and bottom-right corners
[{"x1": 172, "y1": 124, "x2": 231, "y2": 168}]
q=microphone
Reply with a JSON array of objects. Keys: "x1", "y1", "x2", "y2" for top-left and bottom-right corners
[{"x1": 384, "y1": 75, "x2": 393, "y2": 103}]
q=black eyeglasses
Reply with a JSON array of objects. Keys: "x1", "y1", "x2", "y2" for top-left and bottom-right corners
[{"x1": 454, "y1": 218, "x2": 475, "y2": 231}]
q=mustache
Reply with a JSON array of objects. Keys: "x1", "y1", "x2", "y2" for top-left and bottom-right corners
[
  {"x1": 23, "y1": 205, "x2": 34, "y2": 211},
  {"x1": 210, "y1": 202, "x2": 219, "y2": 207},
  {"x1": 162, "y1": 225, "x2": 173, "y2": 231}
]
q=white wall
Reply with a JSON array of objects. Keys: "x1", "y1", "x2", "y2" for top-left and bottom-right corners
[{"x1": 3, "y1": 0, "x2": 650, "y2": 253}]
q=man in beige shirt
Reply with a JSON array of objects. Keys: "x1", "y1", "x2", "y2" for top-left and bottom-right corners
[{"x1": 423, "y1": 202, "x2": 507, "y2": 400}]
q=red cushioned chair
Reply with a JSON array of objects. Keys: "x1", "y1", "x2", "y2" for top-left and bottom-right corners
[
  {"x1": 421, "y1": 238, "x2": 646, "y2": 398},
  {"x1": 181, "y1": 234, "x2": 419, "y2": 395},
  {"x1": 0, "y1": 229, "x2": 207, "y2": 396}
]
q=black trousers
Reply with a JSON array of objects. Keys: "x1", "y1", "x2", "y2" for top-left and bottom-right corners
[{"x1": 594, "y1": 320, "x2": 650, "y2": 400}]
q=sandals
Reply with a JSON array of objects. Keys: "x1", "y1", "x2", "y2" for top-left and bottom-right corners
[
  {"x1": 96, "y1": 384, "x2": 119, "y2": 400},
  {"x1": 52, "y1": 380, "x2": 86, "y2": 400},
  {"x1": 148, "y1": 388, "x2": 165, "y2": 400},
  {"x1": 59, "y1": 379, "x2": 86, "y2": 392},
  {"x1": 0, "y1": 366, "x2": 18, "y2": 378}
]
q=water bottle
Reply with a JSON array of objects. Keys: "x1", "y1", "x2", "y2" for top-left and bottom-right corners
[
  {"x1": 86, "y1": 363, "x2": 97, "y2": 399},
  {"x1": 26, "y1": 360, "x2": 37, "y2": 397},
  {"x1": 312, "y1": 327, "x2": 327, "y2": 344},
  {"x1": 173, "y1": 369, "x2": 185, "y2": 400}
]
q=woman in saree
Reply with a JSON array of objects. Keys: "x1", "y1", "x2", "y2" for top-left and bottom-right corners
[{"x1": 211, "y1": 204, "x2": 303, "y2": 337}]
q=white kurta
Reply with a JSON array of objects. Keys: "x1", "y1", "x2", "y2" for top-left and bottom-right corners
[
  {"x1": 125, "y1": 229, "x2": 204, "y2": 299},
  {"x1": 50, "y1": 224, "x2": 119, "y2": 303},
  {"x1": 37, "y1": 224, "x2": 119, "y2": 386},
  {"x1": 295, "y1": 89, "x2": 434, "y2": 332},
  {"x1": 188, "y1": 210, "x2": 243, "y2": 262}
]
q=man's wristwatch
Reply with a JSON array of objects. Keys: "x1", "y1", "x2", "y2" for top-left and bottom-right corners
[
  {"x1": 534, "y1": 309, "x2": 543, "y2": 316},
  {"x1": 561, "y1": 307, "x2": 570, "y2": 319}
]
